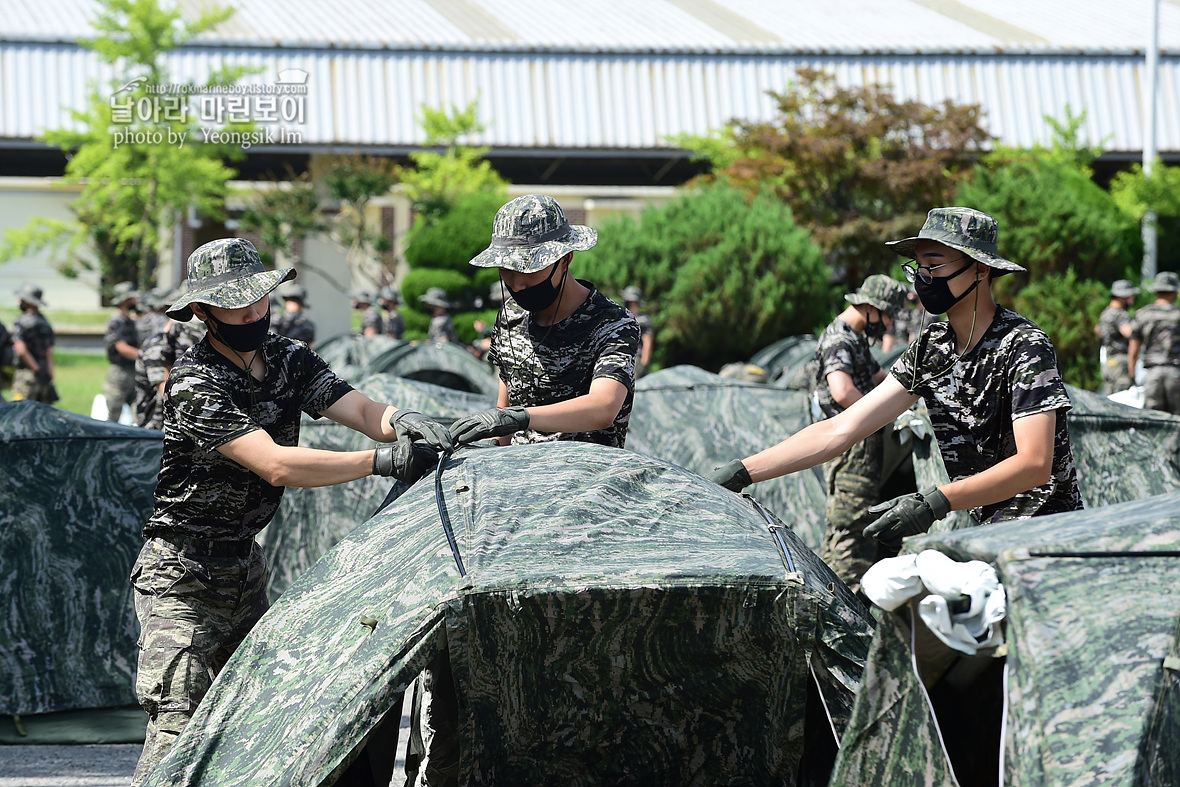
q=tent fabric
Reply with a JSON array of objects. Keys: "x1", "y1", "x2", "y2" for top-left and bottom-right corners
[
  {"x1": 831, "y1": 491, "x2": 1180, "y2": 786},
  {"x1": 313, "y1": 334, "x2": 403, "y2": 381},
  {"x1": 146, "y1": 442, "x2": 874, "y2": 787},
  {"x1": 0, "y1": 401, "x2": 161, "y2": 717},
  {"x1": 0, "y1": 705, "x2": 147, "y2": 744},
  {"x1": 748, "y1": 335, "x2": 817, "y2": 390},
  {"x1": 364, "y1": 342, "x2": 501, "y2": 397}
]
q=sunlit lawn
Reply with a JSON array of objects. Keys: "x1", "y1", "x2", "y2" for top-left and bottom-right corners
[{"x1": 2, "y1": 351, "x2": 109, "y2": 417}]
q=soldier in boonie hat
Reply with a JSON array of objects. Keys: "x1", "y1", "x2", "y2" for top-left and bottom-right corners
[
  {"x1": 1097, "y1": 279, "x2": 1139, "y2": 395},
  {"x1": 272, "y1": 282, "x2": 316, "y2": 349},
  {"x1": 102, "y1": 281, "x2": 141, "y2": 421},
  {"x1": 709, "y1": 205, "x2": 1082, "y2": 569},
  {"x1": 350, "y1": 287, "x2": 384, "y2": 338},
  {"x1": 167, "y1": 238, "x2": 295, "y2": 323},
  {"x1": 1129, "y1": 271, "x2": 1180, "y2": 414},
  {"x1": 11, "y1": 283, "x2": 57, "y2": 404},
  {"x1": 377, "y1": 286, "x2": 405, "y2": 341},
  {"x1": 419, "y1": 287, "x2": 457, "y2": 344}
]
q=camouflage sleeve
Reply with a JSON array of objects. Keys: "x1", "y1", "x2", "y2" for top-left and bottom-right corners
[
  {"x1": 294, "y1": 344, "x2": 354, "y2": 418},
  {"x1": 103, "y1": 315, "x2": 120, "y2": 351},
  {"x1": 361, "y1": 308, "x2": 383, "y2": 333},
  {"x1": 1130, "y1": 314, "x2": 1144, "y2": 343},
  {"x1": 168, "y1": 371, "x2": 260, "y2": 453},
  {"x1": 818, "y1": 334, "x2": 858, "y2": 379},
  {"x1": 140, "y1": 333, "x2": 174, "y2": 387},
  {"x1": 591, "y1": 312, "x2": 640, "y2": 387},
  {"x1": 487, "y1": 312, "x2": 505, "y2": 371},
  {"x1": 1008, "y1": 327, "x2": 1071, "y2": 419}
]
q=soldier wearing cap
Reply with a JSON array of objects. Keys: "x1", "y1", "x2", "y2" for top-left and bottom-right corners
[
  {"x1": 1128, "y1": 272, "x2": 1180, "y2": 414},
  {"x1": 379, "y1": 286, "x2": 405, "y2": 340},
  {"x1": 419, "y1": 287, "x2": 458, "y2": 344},
  {"x1": 621, "y1": 285, "x2": 654, "y2": 378},
  {"x1": 11, "y1": 284, "x2": 57, "y2": 404},
  {"x1": 1096, "y1": 279, "x2": 1140, "y2": 395},
  {"x1": 810, "y1": 274, "x2": 908, "y2": 591},
  {"x1": 271, "y1": 283, "x2": 316, "y2": 349},
  {"x1": 102, "y1": 281, "x2": 140, "y2": 421},
  {"x1": 135, "y1": 288, "x2": 172, "y2": 345},
  {"x1": 350, "y1": 287, "x2": 384, "y2": 338},
  {"x1": 129, "y1": 238, "x2": 451, "y2": 785},
  {"x1": 710, "y1": 207, "x2": 1082, "y2": 551}
]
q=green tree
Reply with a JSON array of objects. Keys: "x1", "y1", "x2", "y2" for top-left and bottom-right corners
[
  {"x1": 0, "y1": 0, "x2": 250, "y2": 294},
  {"x1": 403, "y1": 191, "x2": 504, "y2": 276},
  {"x1": 319, "y1": 154, "x2": 400, "y2": 280},
  {"x1": 237, "y1": 170, "x2": 328, "y2": 268},
  {"x1": 1011, "y1": 270, "x2": 1109, "y2": 391},
  {"x1": 674, "y1": 68, "x2": 990, "y2": 289},
  {"x1": 579, "y1": 183, "x2": 830, "y2": 369}
]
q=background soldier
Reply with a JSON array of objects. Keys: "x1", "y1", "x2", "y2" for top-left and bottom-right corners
[
  {"x1": 103, "y1": 281, "x2": 140, "y2": 421},
  {"x1": 134, "y1": 316, "x2": 206, "y2": 431},
  {"x1": 350, "y1": 288, "x2": 384, "y2": 337},
  {"x1": 1129, "y1": 271, "x2": 1180, "y2": 414},
  {"x1": 379, "y1": 286, "x2": 405, "y2": 340},
  {"x1": 811, "y1": 274, "x2": 908, "y2": 592},
  {"x1": 1096, "y1": 279, "x2": 1139, "y2": 395},
  {"x1": 136, "y1": 287, "x2": 172, "y2": 345},
  {"x1": 419, "y1": 287, "x2": 458, "y2": 344},
  {"x1": 11, "y1": 284, "x2": 57, "y2": 404},
  {"x1": 622, "y1": 285, "x2": 654, "y2": 378},
  {"x1": 271, "y1": 283, "x2": 316, "y2": 349}
]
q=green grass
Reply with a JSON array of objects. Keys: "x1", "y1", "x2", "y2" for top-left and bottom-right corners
[
  {"x1": 2, "y1": 351, "x2": 110, "y2": 416},
  {"x1": 0, "y1": 307, "x2": 109, "y2": 332}
]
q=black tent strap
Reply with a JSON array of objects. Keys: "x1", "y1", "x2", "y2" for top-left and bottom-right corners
[
  {"x1": 1026, "y1": 550, "x2": 1180, "y2": 559},
  {"x1": 434, "y1": 454, "x2": 467, "y2": 577}
]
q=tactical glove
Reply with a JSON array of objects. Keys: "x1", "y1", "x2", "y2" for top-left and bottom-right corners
[
  {"x1": 33, "y1": 367, "x2": 51, "y2": 385},
  {"x1": 448, "y1": 406, "x2": 530, "y2": 446},
  {"x1": 372, "y1": 438, "x2": 439, "y2": 484},
  {"x1": 863, "y1": 488, "x2": 952, "y2": 549},
  {"x1": 390, "y1": 409, "x2": 453, "y2": 453},
  {"x1": 707, "y1": 459, "x2": 753, "y2": 492}
]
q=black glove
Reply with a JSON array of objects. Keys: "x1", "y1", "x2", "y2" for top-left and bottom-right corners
[
  {"x1": 863, "y1": 488, "x2": 952, "y2": 549},
  {"x1": 34, "y1": 367, "x2": 51, "y2": 385},
  {"x1": 372, "y1": 438, "x2": 439, "y2": 484},
  {"x1": 390, "y1": 409, "x2": 453, "y2": 453},
  {"x1": 707, "y1": 459, "x2": 753, "y2": 492},
  {"x1": 449, "y1": 406, "x2": 530, "y2": 446}
]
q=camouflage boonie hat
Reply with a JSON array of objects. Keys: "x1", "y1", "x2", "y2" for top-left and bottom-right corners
[
  {"x1": 470, "y1": 194, "x2": 597, "y2": 274},
  {"x1": 845, "y1": 274, "x2": 908, "y2": 318},
  {"x1": 111, "y1": 281, "x2": 138, "y2": 305},
  {"x1": 15, "y1": 283, "x2": 46, "y2": 309},
  {"x1": 378, "y1": 286, "x2": 400, "y2": 305},
  {"x1": 886, "y1": 207, "x2": 1025, "y2": 275},
  {"x1": 622, "y1": 286, "x2": 643, "y2": 305},
  {"x1": 1146, "y1": 272, "x2": 1175, "y2": 293},
  {"x1": 418, "y1": 287, "x2": 452, "y2": 309},
  {"x1": 349, "y1": 287, "x2": 376, "y2": 305},
  {"x1": 1111, "y1": 279, "x2": 1140, "y2": 298},
  {"x1": 279, "y1": 283, "x2": 309, "y2": 304},
  {"x1": 167, "y1": 238, "x2": 294, "y2": 321}
]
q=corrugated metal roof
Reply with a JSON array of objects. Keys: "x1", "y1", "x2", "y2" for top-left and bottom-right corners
[
  {"x1": 5, "y1": 0, "x2": 1180, "y2": 53},
  {"x1": 2, "y1": 44, "x2": 1176, "y2": 154}
]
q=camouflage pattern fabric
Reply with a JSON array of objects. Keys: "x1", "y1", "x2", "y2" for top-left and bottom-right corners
[
  {"x1": 130, "y1": 538, "x2": 268, "y2": 786},
  {"x1": 749, "y1": 334, "x2": 818, "y2": 390},
  {"x1": 135, "y1": 321, "x2": 206, "y2": 431},
  {"x1": 166, "y1": 238, "x2": 294, "y2": 322},
  {"x1": 427, "y1": 314, "x2": 458, "y2": 344},
  {"x1": 1131, "y1": 301, "x2": 1180, "y2": 368},
  {"x1": 143, "y1": 442, "x2": 874, "y2": 787},
  {"x1": 314, "y1": 334, "x2": 403, "y2": 382},
  {"x1": 360, "y1": 306, "x2": 384, "y2": 335},
  {"x1": 364, "y1": 341, "x2": 500, "y2": 397},
  {"x1": 261, "y1": 373, "x2": 495, "y2": 600},
  {"x1": 1097, "y1": 304, "x2": 1132, "y2": 357},
  {"x1": 832, "y1": 491, "x2": 1180, "y2": 786},
  {"x1": 814, "y1": 318, "x2": 880, "y2": 421},
  {"x1": 12, "y1": 368, "x2": 56, "y2": 403},
  {"x1": 1101, "y1": 352, "x2": 1134, "y2": 395},
  {"x1": 489, "y1": 282, "x2": 638, "y2": 447},
  {"x1": 892, "y1": 306, "x2": 1083, "y2": 523},
  {"x1": 12, "y1": 309, "x2": 54, "y2": 370},
  {"x1": 104, "y1": 364, "x2": 136, "y2": 421},
  {"x1": 0, "y1": 401, "x2": 161, "y2": 716},
  {"x1": 137, "y1": 311, "x2": 171, "y2": 345},
  {"x1": 145, "y1": 334, "x2": 352, "y2": 541},
  {"x1": 469, "y1": 194, "x2": 597, "y2": 274},
  {"x1": 385, "y1": 310, "x2": 406, "y2": 340},
  {"x1": 105, "y1": 311, "x2": 140, "y2": 368},
  {"x1": 1144, "y1": 366, "x2": 1180, "y2": 415},
  {"x1": 271, "y1": 310, "x2": 316, "y2": 345},
  {"x1": 885, "y1": 206, "x2": 1025, "y2": 274}
]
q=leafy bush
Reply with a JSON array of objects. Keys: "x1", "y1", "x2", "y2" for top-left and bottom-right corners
[
  {"x1": 453, "y1": 309, "x2": 500, "y2": 345},
  {"x1": 578, "y1": 183, "x2": 831, "y2": 369},
  {"x1": 403, "y1": 191, "x2": 504, "y2": 275},
  {"x1": 1010, "y1": 270, "x2": 1110, "y2": 391},
  {"x1": 400, "y1": 268, "x2": 472, "y2": 313}
]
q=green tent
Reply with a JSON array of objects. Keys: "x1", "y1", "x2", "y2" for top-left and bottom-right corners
[
  {"x1": 314, "y1": 335, "x2": 404, "y2": 383},
  {"x1": 363, "y1": 342, "x2": 501, "y2": 397},
  {"x1": 145, "y1": 442, "x2": 875, "y2": 786},
  {"x1": 0, "y1": 401, "x2": 160, "y2": 742}
]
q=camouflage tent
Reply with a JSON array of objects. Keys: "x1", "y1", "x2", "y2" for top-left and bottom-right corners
[
  {"x1": 0, "y1": 401, "x2": 160, "y2": 741},
  {"x1": 363, "y1": 341, "x2": 500, "y2": 397},
  {"x1": 832, "y1": 491, "x2": 1180, "y2": 786},
  {"x1": 749, "y1": 334, "x2": 817, "y2": 389},
  {"x1": 260, "y1": 374, "x2": 495, "y2": 599},
  {"x1": 146, "y1": 442, "x2": 875, "y2": 787},
  {"x1": 313, "y1": 334, "x2": 404, "y2": 383}
]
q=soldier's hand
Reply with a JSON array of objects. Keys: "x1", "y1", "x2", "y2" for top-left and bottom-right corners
[
  {"x1": 863, "y1": 488, "x2": 952, "y2": 549},
  {"x1": 372, "y1": 438, "x2": 439, "y2": 484},
  {"x1": 33, "y1": 367, "x2": 51, "y2": 385},
  {"x1": 707, "y1": 459, "x2": 753, "y2": 492},
  {"x1": 449, "y1": 406, "x2": 530, "y2": 446},
  {"x1": 390, "y1": 409, "x2": 453, "y2": 453}
]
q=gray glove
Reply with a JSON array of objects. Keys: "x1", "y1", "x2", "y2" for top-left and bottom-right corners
[
  {"x1": 863, "y1": 488, "x2": 952, "y2": 549},
  {"x1": 390, "y1": 409, "x2": 453, "y2": 453},
  {"x1": 449, "y1": 406, "x2": 530, "y2": 446},
  {"x1": 372, "y1": 439, "x2": 438, "y2": 484},
  {"x1": 707, "y1": 459, "x2": 753, "y2": 492}
]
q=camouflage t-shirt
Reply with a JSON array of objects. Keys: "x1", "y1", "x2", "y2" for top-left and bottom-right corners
[
  {"x1": 145, "y1": 333, "x2": 353, "y2": 541},
  {"x1": 360, "y1": 306, "x2": 383, "y2": 335},
  {"x1": 1097, "y1": 305, "x2": 1132, "y2": 356},
  {"x1": 814, "y1": 318, "x2": 879, "y2": 420},
  {"x1": 428, "y1": 314, "x2": 458, "y2": 344},
  {"x1": 385, "y1": 310, "x2": 405, "y2": 340},
  {"x1": 272, "y1": 311, "x2": 316, "y2": 345},
  {"x1": 104, "y1": 312, "x2": 139, "y2": 368},
  {"x1": 488, "y1": 281, "x2": 640, "y2": 448},
  {"x1": 136, "y1": 311, "x2": 170, "y2": 345},
  {"x1": 134, "y1": 320, "x2": 207, "y2": 430},
  {"x1": 1130, "y1": 302, "x2": 1180, "y2": 367},
  {"x1": 892, "y1": 306, "x2": 1083, "y2": 524},
  {"x1": 11, "y1": 311, "x2": 54, "y2": 370}
]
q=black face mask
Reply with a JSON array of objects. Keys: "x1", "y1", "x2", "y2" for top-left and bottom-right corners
[
  {"x1": 506, "y1": 262, "x2": 566, "y2": 313},
  {"x1": 864, "y1": 310, "x2": 887, "y2": 340},
  {"x1": 914, "y1": 260, "x2": 978, "y2": 315},
  {"x1": 206, "y1": 309, "x2": 271, "y2": 353}
]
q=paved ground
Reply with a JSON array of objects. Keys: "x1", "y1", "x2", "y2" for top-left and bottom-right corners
[{"x1": 0, "y1": 698, "x2": 412, "y2": 787}]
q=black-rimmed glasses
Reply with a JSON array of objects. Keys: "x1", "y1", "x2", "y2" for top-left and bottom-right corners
[{"x1": 902, "y1": 257, "x2": 968, "y2": 284}]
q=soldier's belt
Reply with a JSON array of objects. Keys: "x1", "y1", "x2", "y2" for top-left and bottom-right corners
[{"x1": 148, "y1": 533, "x2": 255, "y2": 558}]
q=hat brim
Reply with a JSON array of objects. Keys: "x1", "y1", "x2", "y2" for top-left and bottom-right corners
[
  {"x1": 419, "y1": 297, "x2": 451, "y2": 309},
  {"x1": 469, "y1": 225, "x2": 597, "y2": 273},
  {"x1": 166, "y1": 267, "x2": 295, "y2": 321},
  {"x1": 886, "y1": 236, "x2": 1025, "y2": 275},
  {"x1": 17, "y1": 294, "x2": 47, "y2": 309},
  {"x1": 845, "y1": 293, "x2": 898, "y2": 317}
]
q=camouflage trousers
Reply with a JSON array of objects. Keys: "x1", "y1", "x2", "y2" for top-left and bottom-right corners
[
  {"x1": 1101, "y1": 353, "x2": 1134, "y2": 395},
  {"x1": 1143, "y1": 366, "x2": 1180, "y2": 415},
  {"x1": 820, "y1": 430, "x2": 886, "y2": 595},
  {"x1": 103, "y1": 364, "x2": 136, "y2": 421},
  {"x1": 129, "y1": 537, "x2": 269, "y2": 787},
  {"x1": 12, "y1": 368, "x2": 57, "y2": 404}
]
